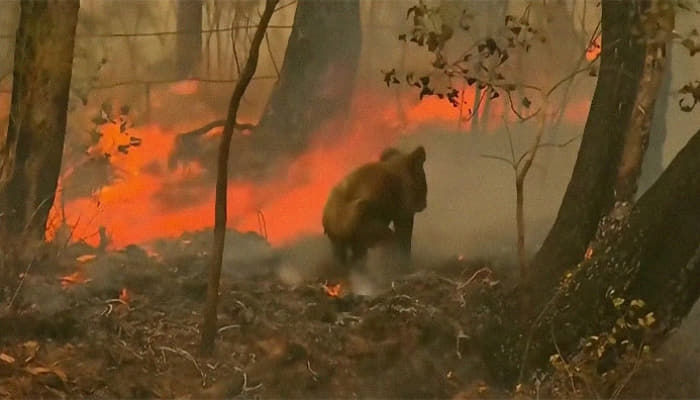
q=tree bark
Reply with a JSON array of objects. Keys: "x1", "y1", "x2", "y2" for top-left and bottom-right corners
[
  {"x1": 520, "y1": 0, "x2": 649, "y2": 307},
  {"x1": 517, "y1": 128, "x2": 700, "y2": 388},
  {"x1": 0, "y1": 0, "x2": 80, "y2": 239},
  {"x1": 175, "y1": 0, "x2": 203, "y2": 78},
  {"x1": 200, "y1": 0, "x2": 279, "y2": 356},
  {"x1": 613, "y1": 1, "x2": 673, "y2": 202},
  {"x1": 638, "y1": 45, "x2": 672, "y2": 194}
]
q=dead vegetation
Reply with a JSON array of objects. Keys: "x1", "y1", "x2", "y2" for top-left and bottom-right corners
[{"x1": 1, "y1": 234, "x2": 698, "y2": 399}]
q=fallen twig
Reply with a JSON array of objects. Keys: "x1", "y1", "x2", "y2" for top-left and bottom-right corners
[
  {"x1": 7, "y1": 260, "x2": 34, "y2": 309},
  {"x1": 306, "y1": 360, "x2": 319, "y2": 381},
  {"x1": 456, "y1": 267, "x2": 494, "y2": 290},
  {"x1": 101, "y1": 304, "x2": 114, "y2": 317},
  {"x1": 456, "y1": 329, "x2": 470, "y2": 359},
  {"x1": 217, "y1": 324, "x2": 240, "y2": 334},
  {"x1": 159, "y1": 346, "x2": 206, "y2": 387}
]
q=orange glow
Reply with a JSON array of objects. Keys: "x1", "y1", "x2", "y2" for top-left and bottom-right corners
[
  {"x1": 60, "y1": 270, "x2": 90, "y2": 288},
  {"x1": 76, "y1": 254, "x2": 97, "y2": 263},
  {"x1": 119, "y1": 288, "x2": 130, "y2": 304},
  {"x1": 169, "y1": 80, "x2": 200, "y2": 95},
  {"x1": 586, "y1": 34, "x2": 601, "y2": 62},
  {"x1": 47, "y1": 85, "x2": 592, "y2": 250},
  {"x1": 323, "y1": 282, "x2": 342, "y2": 298},
  {"x1": 584, "y1": 246, "x2": 593, "y2": 260}
]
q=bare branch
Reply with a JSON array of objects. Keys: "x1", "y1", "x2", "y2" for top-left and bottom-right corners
[
  {"x1": 539, "y1": 134, "x2": 583, "y2": 150},
  {"x1": 89, "y1": 75, "x2": 278, "y2": 90},
  {"x1": 177, "y1": 119, "x2": 256, "y2": 139},
  {"x1": 515, "y1": 134, "x2": 581, "y2": 168},
  {"x1": 505, "y1": 116, "x2": 516, "y2": 164},
  {"x1": 77, "y1": 25, "x2": 293, "y2": 39},
  {"x1": 462, "y1": 88, "x2": 488, "y2": 123},
  {"x1": 265, "y1": 31, "x2": 280, "y2": 79},
  {"x1": 506, "y1": 90, "x2": 541, "y2": 122},
  {"x1": 546, "y1": 64, "x2": 598, "y2": 98},
  {"x1": 1, "y1": 25, "x2": 296, "y2": 41},
  {"x1": 481, "y1": 154, "x2": 516, "y2": 167},
  {"x1": 275, "y1": 0, "x2": 297, "y2": 12}
]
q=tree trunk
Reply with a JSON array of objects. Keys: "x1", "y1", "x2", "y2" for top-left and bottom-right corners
[
  {"x1": 517, "y1": 128, "x2": 700, "y2": 389},
  {"x1": 230, "y1": 0, "x2": 361, "y2": 179},
  {"x1": 638, "y1": 45, "x2": 672, "y2": 194},
  {"x1": 168, "y1": 0, "x2": 362, "y2": 181},
  {"x1": 520, "y1": 0, "x2": 649, "y2": 307},
  {"x1": 200, "y1": 0, "x2": 279, "y2": 356},
  {"x1": 613, "y1": 1, "x2": 673, "y2": 202},
  {"x1": 478, "y1": 0, "x2": 686, "y2": 386},
  {"x1": 0, "y1": 0, "x2": 80, "y2": 239},
  {"x1": 175, "y1": 0, "x2": 203, "y2": 78}
]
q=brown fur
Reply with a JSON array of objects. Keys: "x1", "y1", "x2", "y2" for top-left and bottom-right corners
[{"x1": 322, "y1": 146, "x2": 427, "y2": 267}]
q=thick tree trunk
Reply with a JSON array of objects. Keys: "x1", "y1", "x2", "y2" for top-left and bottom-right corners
[
  {"x1": 517, "y1": 129, "x2": 700, "y2": 389},
  {"x1": 230, "y1": 0, "x2": 361, "y2": 179},
  {"x1": 0, "y1": 0, "x2": 80, "y2": 239},
  {"x1": 520, "y1": 0, "x2": 649, "y2": 306},
  {"x1": 175, "y1": 0, "x2": 203, "y2": 78}
]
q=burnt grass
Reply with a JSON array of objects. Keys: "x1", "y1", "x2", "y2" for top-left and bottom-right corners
[
  {"x1": 0, "y1": 238, "x2": 509, "y2": 399},
  {"x1": 1, "y1": 238, "x2": 698, "y2": 399}
]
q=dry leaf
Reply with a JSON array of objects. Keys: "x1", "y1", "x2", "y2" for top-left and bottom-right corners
[
  {"x1": 49, "y1": 365, "x2": 68, "y2": 383},
  {"x1": 0, "y1": 353, "x2": 16, "y2": 364},
  {"x1": 23, "y1": 340, "x2": 40, "y2": 363},
  {"x1": 25, "y1": 365, "x2": 68, "y2": 383},
  {"x1": 25, "y1": 366, "x2": 52, "y2": 375}
]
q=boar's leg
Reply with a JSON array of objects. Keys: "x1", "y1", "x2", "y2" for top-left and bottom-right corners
[
  {"x1": 331, "y1": 239, "x2": 348, "y2": 266},
  {"x1": 350, "y1": 243, "x2": 368, "y2": 269},
  {"x1": 394, "y1": 215, "x2": 414, "y2": 257}
]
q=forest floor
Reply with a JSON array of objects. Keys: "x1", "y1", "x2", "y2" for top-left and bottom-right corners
[{"x1": 1, "y1": 231, "x2": 698, "y2": 399}]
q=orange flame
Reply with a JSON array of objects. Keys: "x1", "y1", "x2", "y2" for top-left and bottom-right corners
[
  {"x1": 323, "y1": 282, "x2": 342, "y2": 298},
  {"x1": 45, "y1": 85, "x2": 592, "y2": 250},
  {"x1": 60, "y1": 270, "x2": 90, "y2": 288},
  {"x1": 119, "y1": 288, "x2": 130, "y2": 304},
  {"x1": 586, "y1": 34, "x2": 602, "y2": 62}
]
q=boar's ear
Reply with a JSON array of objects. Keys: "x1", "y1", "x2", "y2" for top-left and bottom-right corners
[
  {"x1": 411, "y1": 146, "x2": 426, "y2": 165},
  {"x1": 380, "y1": 147, "x2": 401, "y2": 161}
]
